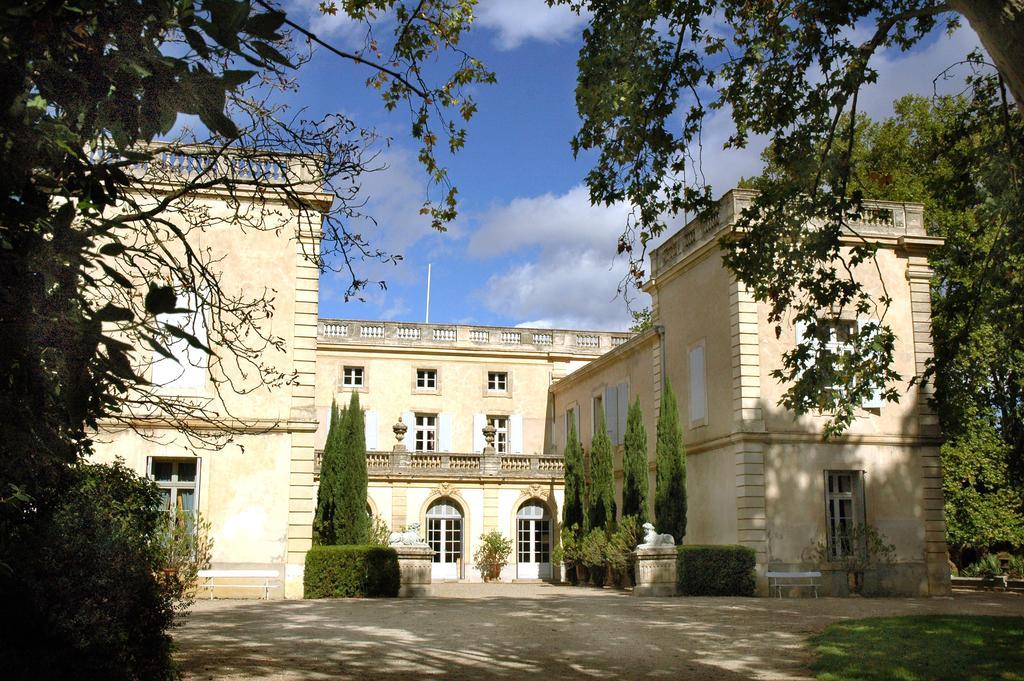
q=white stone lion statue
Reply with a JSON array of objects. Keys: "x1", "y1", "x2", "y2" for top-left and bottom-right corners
[
  {"x1": 639, "y1": 522, "x2": 675, "y2": 548},
  {"x1": 388, "y1": 522, "x2": 426, "y2": 546}
]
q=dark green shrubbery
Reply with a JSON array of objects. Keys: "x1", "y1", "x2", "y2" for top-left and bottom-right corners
[
  {"x1": 304, "y1": 545, "x2": 400, "y2": 598},
  {"x1": 0, "y1": 461, "x2": 177, "y2": 681},
  {"x1": 677, "y1": 545, "x2": 757, "y2": 596}
]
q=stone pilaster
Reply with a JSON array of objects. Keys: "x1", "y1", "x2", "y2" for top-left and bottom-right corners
[
  {"x1": 906, "y1": 258, "x2": 951, "y2": 594},
  {"x1": 729, "y1": 278, "x2": 768, "y2": 588},
  {"x1": 285, "y1": 215, "x2": 321, "y2": 599}
]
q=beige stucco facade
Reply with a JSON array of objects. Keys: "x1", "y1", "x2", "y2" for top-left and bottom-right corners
[
  {"x1": 92, "y1": 162, "x2": 949, "y2": 598},
  {"x1": 314, "y1": 321, "x2": 628, "y2": 583},
  {"x1": 550, "y1": 189, "x2": 950, "y2": 596}
]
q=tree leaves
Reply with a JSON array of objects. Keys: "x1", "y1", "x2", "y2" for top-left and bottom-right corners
[{"x1": 144, "y1": 284, "x2": 178, "y2": 317}]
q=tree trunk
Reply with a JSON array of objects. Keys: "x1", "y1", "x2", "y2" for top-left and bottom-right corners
[{"x1": 950, "y1": 0, "x2": 1024, "y2": 110}]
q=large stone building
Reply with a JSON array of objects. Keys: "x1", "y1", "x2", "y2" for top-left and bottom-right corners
[
  {"x1": 551, "y1": 189, "x2": 950, "y2": 596},
  {"x1": 315, "y1": 320, "x2": 628, "y2": 582},
  {"x1": 93, "y1": 156, "x2": 950, "y2": 597}
]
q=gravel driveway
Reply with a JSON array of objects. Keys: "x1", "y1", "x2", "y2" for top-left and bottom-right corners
[{"x1": 176, "y1": 584, "x2": 1024, "y2": 680}]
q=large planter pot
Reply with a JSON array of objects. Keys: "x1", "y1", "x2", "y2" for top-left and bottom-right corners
[
  {"x1": 485, "y1": 564, "x2": 502, "y2": 582},
  {"x1": 848, "y1": 571, "x2": 864, "y2": 596},
  {"x1": 575, "y1": 564, "x2": 588, "y2": 585}
]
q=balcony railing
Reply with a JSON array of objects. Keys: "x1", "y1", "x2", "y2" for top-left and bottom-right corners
[
  {"x1": 318, "y1": 319, "x2": 632, "y2": 355},
  {"x1": 315, "y1": 450, "x2": 564, "y2": 479}
]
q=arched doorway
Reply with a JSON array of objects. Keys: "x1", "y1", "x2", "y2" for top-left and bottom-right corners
[
  {"x1": 426, "y1": 498, "x2": 463, "y2": 580},
  {"x1": 516, "y1": 500, "x2": 552, "y2": 579}
]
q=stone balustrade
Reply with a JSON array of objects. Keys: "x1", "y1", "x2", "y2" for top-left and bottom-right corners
[
  {"x1": 317, "y1": 319, "x2": 630, "y2": 354},
  {"x1": 89, "y1": 142, "x2": 323, "y2": 191},
  {"x1": 314, "y1": 450, "x2": 564, "y2": 480}
]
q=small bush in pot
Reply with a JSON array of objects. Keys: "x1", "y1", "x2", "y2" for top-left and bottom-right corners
[
  {"x1": 554, "y1": 524, "x2": 582, "y2": 584},
  {"x1": 473, "y1": 530, "x2": 513, "y2": 581},
  {"x1": 580, "y1": 529, "x2": 609, "y2": 586},
  {"x1": 607, "y1": 516, "x2": 643, "y2": 587}
]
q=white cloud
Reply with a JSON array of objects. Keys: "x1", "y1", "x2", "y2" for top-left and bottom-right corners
[
  {"x1": 481, "y1": 250, "x2": 636, "y2": 330},
  {"x1": 476, "y1": 0, "x2": 589, "y2": 50},
  {"x1": 467, "y1": 185, "x2": 629, "y2": 257},
  {"x1": 470, "y1": 185, "x2": 646, "y2": 329},
  {"x1": 860, "y1": 26, "x2": 983, "y2": 119},
  {"x1": 285, "y1": 0, "x2": 366, "y2": 44}
]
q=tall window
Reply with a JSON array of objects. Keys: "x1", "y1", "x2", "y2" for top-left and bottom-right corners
[
  {"x1": 150, "y1": 458, "x2": 198, "y2": 516},
  {"x1": 416, "y1": 369, "x2": 437, "y2": 390},
  {"x1": 151, "y1": 291, "x2": 208, "y2": 389},
  {"x1": 415, "y1": 414, "x2": 437, "y2": 452},
  {"x1": 342, "y1": 366, "x2": 364, "y2": 388},
  {"x1": 825, "y1": 470, "x2": 865, "y2": 560},
  {"x1": 688, "y1": 342, "x2": 706, "y2": 425},
  {"x1": 487, "y1": 371, "x2": 508, "y2": 392},
  {"x1": 488, "y1": 415, "x2": 509, "y2": 454},
  {"x1": 565, "y1": 407, "x2": 576, "y2": 443},
  {"x1": 592, "y1": 395, "x2": 603, "y2": 435}
]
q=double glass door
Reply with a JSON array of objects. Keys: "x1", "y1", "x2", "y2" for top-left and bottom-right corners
[
  {"x1": 517, "y1": 502, "x2": 551, "y2": 579},
  {"x1": 427, "y1": 500, "x2": 463, "y2": 580}
]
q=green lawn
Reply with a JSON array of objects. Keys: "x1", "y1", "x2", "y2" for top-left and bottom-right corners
[{"x1": 809, "y1": 615, "x2": 1024, "y2": 681}]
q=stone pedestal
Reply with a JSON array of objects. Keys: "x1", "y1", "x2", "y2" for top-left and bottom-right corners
[
  {"x1": 394, "y1": 545, "x2": 433, "y2": 597},
  {"x1": 633, "y1": 546, "x2": 678, "y2": 597}
]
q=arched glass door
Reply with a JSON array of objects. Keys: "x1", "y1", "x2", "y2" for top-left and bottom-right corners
[
  {"x1": 517, "y1": 501, "x2": 551, "y2": 579},
  {"x1": 426, "y1": 499, "x2": 463, "y2": 580}
]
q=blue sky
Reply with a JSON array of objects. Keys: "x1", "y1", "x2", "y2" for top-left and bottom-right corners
[{"x1": 279, "y1": 1, "x2": 980, "y2": 330}]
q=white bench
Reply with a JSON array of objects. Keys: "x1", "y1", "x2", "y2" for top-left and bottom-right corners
[
  {"x1": 197, "y1": 569, "x2": 281, "y2": 600},
  {"x1": 766, "y1": 570, "x2": 821, "y2": 598}
]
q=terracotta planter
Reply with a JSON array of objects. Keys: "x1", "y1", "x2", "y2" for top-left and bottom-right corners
[
  {"x1": 848, "y1": 571, "x2": 864, "y2": 596},
  {"x1": 575, "y1": 564, "x2": 588, "y2": 585},
  {"x1": 485, "y1": 565, "x2": 502, "y2": 582}
]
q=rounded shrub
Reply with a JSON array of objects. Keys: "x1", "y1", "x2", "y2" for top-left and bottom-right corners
[
  {"x1": 677, "y1": 545, "x2": 757, "y2": 596},
  {"x1": 304, "y1": 545, "x2": 400, "y2": 598}
]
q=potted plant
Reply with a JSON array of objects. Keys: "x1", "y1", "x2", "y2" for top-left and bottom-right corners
[
  {"x1": 155, "y1": 509, "x2": 213, "y2": 609},
  {"x1": 813, "y1": 523, "x2": 895, "y2": 596},
  {"x1": 473, "y1": 530, "x2": 513, "y2": 581}
]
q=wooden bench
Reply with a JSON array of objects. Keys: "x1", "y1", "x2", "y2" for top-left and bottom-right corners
[
  {"x1": 197, "y1": 569, "x2": 280, "y2": 600},
  {"x1": 766, "y1": 570, "x2": 821, "y2": 598}
]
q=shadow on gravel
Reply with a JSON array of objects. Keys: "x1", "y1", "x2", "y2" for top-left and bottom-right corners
[{"x1": 175, "y1": 589, "x2": 1024, "y2": 681}]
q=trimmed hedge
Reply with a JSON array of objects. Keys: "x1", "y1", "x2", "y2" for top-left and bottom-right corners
[
  {"x1": 677, "y1": 545, "x2": 757, "y2": 596},
  {"x1": 304, "y1": 545, "x2": 400, "y2": 598}
]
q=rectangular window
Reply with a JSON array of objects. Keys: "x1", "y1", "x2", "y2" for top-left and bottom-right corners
[
  {"x1": 415, "y1": 414, "x2": 437, "y2": 452},
  {"x1": 592, "y1": 395, "x2": 603, "y2": 436},
  {"x1": 416, "y1": 369, "x2": 437, "y2": 390},
  {"x1": 151, "y1": 291, "x2": 208, "y2": 390},
  {"x1": 149, "y1": 458, "x2": 199, "y2": 517},
  {"x1": 342, "y1": 366, "x2": 364, "y2": 388},
  {"x1": 565, "y1": 407, "x2": 576, "y2": 443},
  {"x1": 488, "y1": 415, "x2": 509, "y2": 454},
  {"x1": 689, "y1": 342, "x2": 707, "y2": 425},
  {"x1": 825, "y1": 470, "x2": 865, "y2": 560},
  {"x1": 487, "y1": 371, "x2": 508, "y2": 392}
]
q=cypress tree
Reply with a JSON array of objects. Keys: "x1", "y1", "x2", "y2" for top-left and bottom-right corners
[
  {"x1": 588, "y1": 409, "x2": 616, "y2": 531},
  {"x1": 622, "y1": 397, "x2": 650, "y2": 524},
  {"x1": 655, "y1": 378, "x2": 687, "y2": 543},
  {"x1": 313, "y1": 400, "x2": 344, "y2": 545},
  {"x1": 562, "y1": 417, "x2": 586, "y2": 531},
  {"x1": 334, "y1": 391, "x2": 370, "y2": 544}
]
